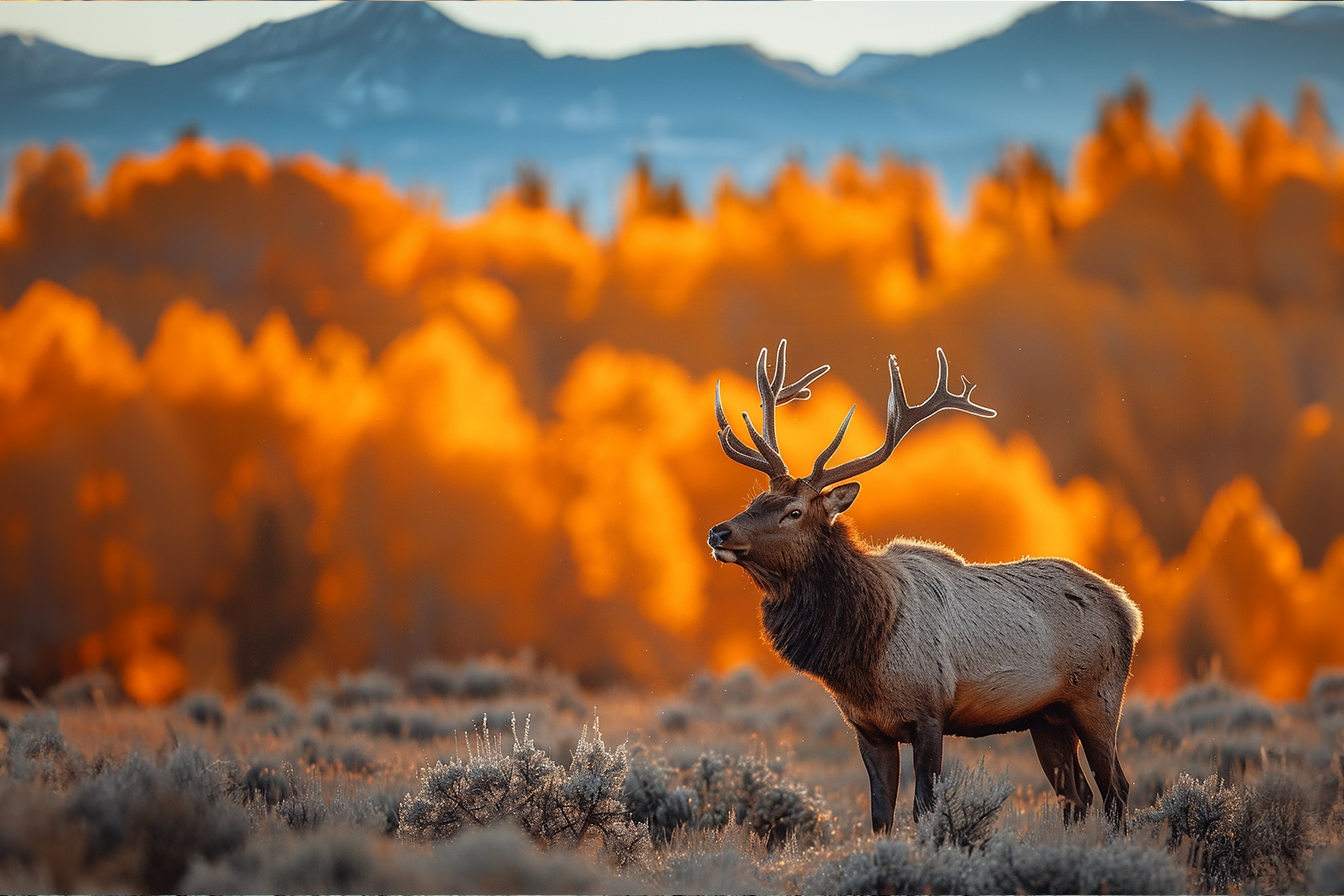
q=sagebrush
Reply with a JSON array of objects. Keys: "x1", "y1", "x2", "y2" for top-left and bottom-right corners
[{"x1": 3, "y1": 663, "x2": 1344, "y2": 894}]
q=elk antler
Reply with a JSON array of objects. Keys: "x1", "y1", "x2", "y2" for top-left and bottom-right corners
[
  {"x1": 715, "y1": 339, "x2": 829, "y2": 484},
  {"x1": 800, "y1": 347, "x2": 995, "y2": 492}
]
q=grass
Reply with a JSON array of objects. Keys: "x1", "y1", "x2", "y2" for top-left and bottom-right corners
[{"x1": 3, "y1": 660, "x2": 1344, "y2": 894}]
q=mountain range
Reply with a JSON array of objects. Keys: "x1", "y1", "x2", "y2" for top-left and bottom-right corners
[{"x1": 2, "y1": 1, "x2": 1342, "y2": 230}]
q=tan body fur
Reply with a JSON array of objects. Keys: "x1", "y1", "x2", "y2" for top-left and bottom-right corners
[{"x1": 844, "y1": 540, "x2": 1141, "y2": 741}]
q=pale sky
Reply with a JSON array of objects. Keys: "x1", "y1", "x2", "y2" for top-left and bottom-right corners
[{"x1": 0, "y1": 1, "x2": 1338, "y2": 76}]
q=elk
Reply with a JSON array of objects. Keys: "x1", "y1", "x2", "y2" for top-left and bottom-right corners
[{"x1": 707, "y1": 341, "x2": 1142, "y2": 832}]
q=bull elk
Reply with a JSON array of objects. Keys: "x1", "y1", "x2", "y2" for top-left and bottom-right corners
[{"x1": 707, "y1": 341, "x2": 1142, "y2": 831}]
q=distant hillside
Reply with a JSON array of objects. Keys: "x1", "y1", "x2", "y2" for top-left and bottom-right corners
[
  {"x1": 0, "y1": 32, "x2": 147, "y2": 94},
  {"x1": 1, "y1": 1, "x2": 1342, "y2": 228},
  {"x1": 0, "y1": 1, "x2": 966, "y2": 230},
  {"x1": 844, "y1": 2, "x2": 1344, "y2": 175}
]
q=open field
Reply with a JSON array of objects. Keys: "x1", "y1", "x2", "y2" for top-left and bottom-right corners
[
  {"x1": 4, "y1": 657, "x2": 1344, "y2": 894},
  {"x1": 3, "y1": 65, "x2": 1344, "y2": 895}
]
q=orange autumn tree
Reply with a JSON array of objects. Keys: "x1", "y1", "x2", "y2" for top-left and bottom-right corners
[{"x1": 2, "y1": 85, "x2": 1343, "y2": 702}]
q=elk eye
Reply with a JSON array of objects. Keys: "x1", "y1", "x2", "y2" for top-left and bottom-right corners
[{"x1": 787, "y1": 509, "x2": 802, "y2": 520}]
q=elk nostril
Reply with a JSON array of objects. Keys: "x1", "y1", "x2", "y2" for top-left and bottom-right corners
[{"x1": 708, "y1": 525, "x2": 732, "y2": 548}]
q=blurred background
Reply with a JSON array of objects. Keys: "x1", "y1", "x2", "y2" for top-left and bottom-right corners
[{"x1": 2, "y1": 1, "x2": 1343, "y2": 706}]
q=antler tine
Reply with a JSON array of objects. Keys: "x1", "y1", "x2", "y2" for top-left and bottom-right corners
[
  {"x1": 714, "y1": 379, "x2": 730, "y2": 430},
  {"x1": 905, "y1": 348, "x2": 997, "y2": 425},
  {"x1": 758, "y1": 338, "x2": 829, "y2": 408},
  {"x1": 803, "y1": 348, "x2": 995, "y2": 491},
  {"x1": 715, "y1": 378, "x2": 790, "y2": 480},
  {"x1": 935, "y1": 344, "x2": 950, "y2": 393},
  {"x1": 742, "y1": 410, "x2": 784, "y2": 469},
  {"x1": 806, "y1": 404, "x2": 857, "y2": 481},
  {"x1": 777, "y1": 363, "x2": 830, "y2": 406},
  {"x1": 757, "y1": 346, "x2": 782, "y2": 453},
  {"x1": 716, "y1": 380, "x2": 774, "y2": 470},
  {"x1": 802, "y1": 355, "x2": 903, "y2": 490},
  {"x1": 770, "y1": 338, "x2": 786, "y2": 393},
  {"x1": 717, "y1": 427, "x2": 775, "y2": 474},
  {"x1": 714, "y1": 340, "x2": 834, "y2": 485}
]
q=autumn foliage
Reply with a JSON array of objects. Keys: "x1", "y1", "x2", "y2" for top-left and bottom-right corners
[{"x1": 2, "y1": 86, "x2": 1343, "y2": 703}]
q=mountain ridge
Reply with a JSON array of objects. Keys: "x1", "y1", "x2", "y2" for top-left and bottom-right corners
[
  {"x1": 1, "y1": 1, "x2": 1341, "y2": 228},
  {"x1": 0, "y1": 32, "x2": 147, "y2": 96}
]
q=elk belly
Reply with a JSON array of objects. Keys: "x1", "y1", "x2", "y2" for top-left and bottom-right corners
[{"x1": 946, "y1": 666, "x2": 1059, "y2": 732}]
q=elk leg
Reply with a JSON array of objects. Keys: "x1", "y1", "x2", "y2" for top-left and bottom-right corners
[
  {"x1": 1029, "y1": 721, "x2": 1093, "y2": 824},
  {"x1": 1110, "y1": 753, "x2": 1131, "y2": 829},
  {"x1": 855, "y1": 727, "x2": 902, "y2": 834},
  {"x1": 1072, "y1": 707, "x2": 1129, "y2": 832},
  {"x1": 1069, "y1": 742, "x2": 1093, "y2": 823},
  {"x1": 911, "y1": 718, "x2": 944, "y2": 820}
]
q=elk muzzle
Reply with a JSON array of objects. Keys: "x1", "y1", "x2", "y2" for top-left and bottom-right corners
[{"x1": 707, "y1": 523, "x2": 746, "y2": 563}]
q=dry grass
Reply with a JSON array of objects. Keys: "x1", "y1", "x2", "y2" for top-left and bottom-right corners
[{"x1": 3, "y1": 660, "x2": 1344, "y2": 894}]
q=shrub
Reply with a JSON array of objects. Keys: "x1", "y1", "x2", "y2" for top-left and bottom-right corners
[
  {"x1": 986, "y1": 837, "x2": 1188, "y2": 895},
  {"x1": 457, "y1": 658, "x2": 523, "y2": 699},
  {"x1": 623, "y1": 747, "x2": 696, "y2": 843},
  {"x1": 674, "y1": 667, "x2": 828, "y2": 736},
  {"x1": 1125, "y1": 677, "x2": 1277, "y2": 746},
  {"x1": 183, "y1": 826, "x2": 395, "y2": 894},
  {"x1": 273, "y1": 776, "x2": 400, "y2": 834},
  {"x1": 1238, "y1": 769, "x2": 1310, "y2": 891},
  {"x1": 808, "y1": 834, "x2": 1187, "y2": 895},
  {"x1": 1, "y1": 743, "x2": 242, "y2": 892},
  {"x1": 917, "y1": 759, "x2": 1014, "y2": 853},
  {"x1": 419, "y1": 824, "x2": 617, "y2": 894},
  {"x1": 1126, "y1": 764, "x2": 1171, "y2": 813},
  {"x1": 408, "y1": 659, "x2": 468, "y2": 699},
  {"x1": 272, "y1": 781, "x2": 333, "y2": 832},
  {"x1": 298, "y1": 735, "x2": 376, "y2": 774},
  {"x1": 649, "y1": 823, "x2": 769, "y2": 894},
  {"x1": 1121, "y1": 699, "x2": 1183, "y2": 746},
  {"x1": 717, "y1": 666, "x2": 763, "y2": 704},
  {"x1": 1172, "y1": 677, "x2": 1277, "y2": 734},
  {"x1": 1136, "y1": 769, "x2": 1310, "y2": 892},
  {"x1": 349, "y1": 706, "x2": 405, "y2": 738},
  {"x1": 239, "y1": 684, "x2": 300, "y2": 734},
  {"x1": 1137, "y1": 772, "x2": 1242, "y2": 891},
  {"x1": 406, "y1": 654, "x2": 582, "y2": 707},
  {"x1": 406, "y1": 710, "x2": 455, "y2": 742},
  {"x1": 1198, "y1": 734, "x2": 1277, "y2": 779},
  {"x1": 179, "y1": 691, "x2": 225, "y2": 728},
  {"x1": 183, "y1": 823, "x2": 616, "y2": 895},
  {"x1": 1321, "y1": 753, "x2": 1344, "y2": 839},
  {"x1": 687, "y1": 751, "x2": 827, "y2": 850},
  {"x1": 310, "y1": 700, "x2": 334, "y2": 732},
  {"x1": 657, "y1": 702, "x2": 693, "y2": 732},
  {"x1": 45, "y1": 669, "x2": 122, "y2": 707},
  {"x1": 407, "y1": 656, "x2": 525, "y2": 700},
  {"x1": 809, "y1": 837, "x2": 925, "y2": 895},
  {"x1": 624, "y1": 747, "x2": 828, "y2": 850},
  {"x1": 66, "y1": 746, "x2": 247, "y2": 893},
  {"x1": 332, "y1": 669, "x2": 400, "y2": 708},
  {"x1": 1308, "y1": 667, "x2": 1344, "y2": 718},
  {"x1": 241, "y1": 682, "x2": 297, "y2": 716},
  {"x1": 235, "y1": 758, "x2": 298, "y2": 808},
  {"x1": 399, "y1": 715, "x2": 648, "y2": 865},
  {"x1": 2, "y1": 711, "x2": 86, "y2": 787},
  {"x1": 0, "y1": 779, "x2": 83, "y2": 890},
  {"x1": 361, "y1": 787, "x2": 403, "y2": 835},
  {"x1": 1312, "y1": 847, "x2": 1344, "y2": 895}
]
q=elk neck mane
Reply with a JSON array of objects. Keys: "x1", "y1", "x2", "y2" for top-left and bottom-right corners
[{"x1": 754, "y1": 517, "x2": 895, "y2": 703}]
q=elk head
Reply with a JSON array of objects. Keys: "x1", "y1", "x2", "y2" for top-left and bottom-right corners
[{"x1": 707, "y1": 340, "x2": 996, "y2": 580}]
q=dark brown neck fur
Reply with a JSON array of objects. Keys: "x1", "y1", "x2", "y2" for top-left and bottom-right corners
[{"x1": 745, "y1": 519, "x2": 895, "y2": 704}]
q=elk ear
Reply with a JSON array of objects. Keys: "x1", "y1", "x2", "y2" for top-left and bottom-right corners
[{"x1": 821, "y1": 482, "x2": 860, "y2": 520}]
